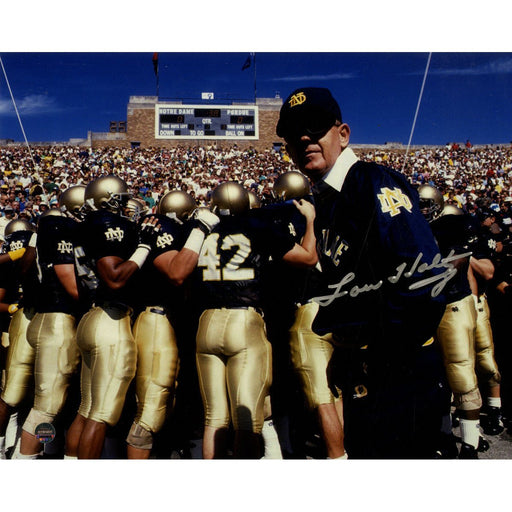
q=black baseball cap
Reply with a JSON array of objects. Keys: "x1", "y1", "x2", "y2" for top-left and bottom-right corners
[
  {"x1": 276, "y1": 87, "x2": 342, "y2": 139},
  {"x1": 476, "y1": 208, "x2": 495, "y2": 222}
]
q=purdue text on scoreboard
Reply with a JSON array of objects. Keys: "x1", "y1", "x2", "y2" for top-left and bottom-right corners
[{"x1": 155, "y1": 104, "x2": 259, "y2": 140}]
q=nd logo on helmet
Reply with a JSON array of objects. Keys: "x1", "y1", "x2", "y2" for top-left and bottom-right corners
[{"x1": 289, "y1": 92, "x2": 306, "y2": 108}]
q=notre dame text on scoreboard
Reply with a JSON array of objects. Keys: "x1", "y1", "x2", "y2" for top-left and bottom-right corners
[{"x1": 155, "y1": 104, "x2": 259, "y2": 140}]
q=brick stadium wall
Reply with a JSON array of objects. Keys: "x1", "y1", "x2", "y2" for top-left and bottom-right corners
[{"x1": 91, "y1": 96, "x2": 283, "y2": 151}]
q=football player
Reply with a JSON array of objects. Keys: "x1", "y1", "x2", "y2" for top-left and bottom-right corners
[
  {"x1": 72, "y1": 175, "x2": 159, "y2": 459},
  {"x1": 0, "y1": 219, "x2": 38, "y2": 458},
  {"x1": 418, "y1": 186, "x2": 488, "y2": 458},
  {"x1": 468, "y1": 210, "x2": 504, "y2": 437},
  {"x1": 125, "y1": 190, "x2": 197, "y2": 459},
  {"x1": 191, "y1": 181, "x2": 317, "y2": 459},
  {"x1": 265, "y1": 171, "x2": 346, "y2": 459},
  {"x1": 15, "y1": 190, "x2": 89, "y2": 459}
]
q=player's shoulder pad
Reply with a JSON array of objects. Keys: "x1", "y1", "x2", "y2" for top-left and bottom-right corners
[{"x1": 38, "y1": 214, "x2": 76, "y2": 234}]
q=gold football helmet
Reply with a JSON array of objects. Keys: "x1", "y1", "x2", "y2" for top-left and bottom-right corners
[
  {"x1": 418, "y1": 184, "x2": 444, "y2": 222},
  {"x1": 40, "y1": 208, "x2": 64, "y2": 219},
  {"x1": 4, "y1": 218, "x2": 36, "y2": 236},
  {"x1": 84, "y1": 175, "x2": 130, "y2": 212},
  {"x1": 59, "y1": 185, "x2": 86, "y2": 220},
  {"x1": 157, "y1": 190, "x2": 196, "y2": 221},
  {"x1": 442, "y1": 204, "x2": 464, "y2": 216},
  {"x1": 211, "y1": 182, "x2": 249, "y2": 216},
  {"x1": 272, "y1": 171, "x2": 310, "y2": 201},
  {"x1": 248, "y1": 190, "x2": 261, "y2": 209},
  {"x1": 124, "y1": 197, "x2": 149, "y2": 223}
]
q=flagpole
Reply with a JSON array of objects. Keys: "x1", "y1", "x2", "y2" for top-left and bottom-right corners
[{"x1": 153, "y1": 53, "x2": 160, "y2": 98}]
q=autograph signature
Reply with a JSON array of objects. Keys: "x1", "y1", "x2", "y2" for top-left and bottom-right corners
[{"x1": 312, "y1": 250, "x2": 472, "y2": 307}]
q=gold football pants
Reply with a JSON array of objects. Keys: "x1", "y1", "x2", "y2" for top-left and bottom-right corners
[
  {"x1": 474, "y1": 294, "x2": 501, "y2": 387},
  {"x1": 127, "y1": 307, "x2": 179, "y2": 449},
  {"x1": 76, "y1": 305, "x2": 136, "y2": 426},
  {"x1": 436, "y1": 294, "x2": 482, "y2": 411},
  {"x1": 289, "y1": 302, "x2": 338, "y2": 409},
  {"x1": 196, "y1": 307, "x2": 272, "y2": 434},
  {"x1": 1, "y1": 308, "x2": 36, "y2": 407},
  {"x1": 22, "y1": 312, "x2": 80, "y2": 435}
]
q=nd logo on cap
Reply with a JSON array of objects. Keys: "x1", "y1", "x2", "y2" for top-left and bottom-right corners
[{"x1": 288, "y1": 91, "x2": 307, "y2": 108}]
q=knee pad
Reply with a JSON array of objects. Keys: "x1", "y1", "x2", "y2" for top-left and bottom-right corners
[
  {"x1": 23, "y1": 408, "x2": 55, "y2": 436},
  {"x1": 453, "y1": 387, "x2": 482, "y2": 411},
  {"x1": 476, "y1": 352, "x2": 502, "y2": 387},
  {"x1": 126, "y1": 421, "x2": 153, "y2": 450}
]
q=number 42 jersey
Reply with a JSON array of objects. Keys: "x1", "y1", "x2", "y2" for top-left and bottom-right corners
[{"x1": 193, "y1": 212, "x2": 297, "y2": 311}]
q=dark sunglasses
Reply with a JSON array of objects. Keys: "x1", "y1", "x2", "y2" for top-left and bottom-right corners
[{"x1": 282, "y1": 115, "x2": 337, "y2": 141}]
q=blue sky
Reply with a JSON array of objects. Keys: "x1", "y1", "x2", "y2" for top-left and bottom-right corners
[
  {"x1": 1, "y1": 52, "x2": 511, "y2": 146},
  {"x1": 1, "y1": 3, "x2": 511, "y2": 147}
]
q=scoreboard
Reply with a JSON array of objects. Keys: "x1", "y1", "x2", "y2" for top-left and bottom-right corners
[{"x1": 155, "y1": 104, "x2": 259, "y2": 140}]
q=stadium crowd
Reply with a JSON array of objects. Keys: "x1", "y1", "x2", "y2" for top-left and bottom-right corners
[
  {"x1": 1, "y1": 142, "x2": 512, "y2": 229},
  {"x1": 0, "y1": 140, "x2": 511, "y2": 459}
]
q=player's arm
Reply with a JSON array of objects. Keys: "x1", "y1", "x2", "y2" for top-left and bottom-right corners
[
  {"x1": 152, "y1": 207, "x2": 220, "y2": 286},
  {"x1": 469, "y1": 256, "x2": 494, "y2": 281},
  {"x1": 94, "y1": 216, "x2": 164, "y2": 290},
  {"x1": 496, "y1": 281, "x2": 511, "y2": 294},
  {"x1": 0, "y1": 287, "x2": 9, "y2": 313},
  {"x1": 153, "y1": 248, "x2": 199, "y2": 287},
  {"x1": 96, "y1": 255, "x2": 139, "y2": 290},
  {"x1": 54, "y1": 263, "x2": 80, "y2": 301},
  {"x1": 281, "y1": 199, "x2": 318, "y2": 267}
]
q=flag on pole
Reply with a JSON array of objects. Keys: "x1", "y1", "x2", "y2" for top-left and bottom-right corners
[
  {"x1": 152, "y1": 53, "x2": 159, "y2": 77},
  {"x1": 241, "y1": 54, "x2": 252, "y2": 71}
]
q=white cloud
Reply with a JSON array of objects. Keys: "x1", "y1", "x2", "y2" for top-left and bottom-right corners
[
  {"x1": 414, "y1": 57, "x2": 512, "y2": 76},
  {"x1": 0, "y1": 94, "x2": 59, "y2": 115},
  {"x1": 269, "y1": 72, "x2": 356, "y2": 82}
]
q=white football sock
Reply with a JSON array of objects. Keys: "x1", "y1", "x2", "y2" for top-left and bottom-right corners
[
  {"x1": 459, "y1": 418, "x2": 480, "y2": 449},
  {"x1": 261, "y1": 419, "x2": 283, "y2": 459}
]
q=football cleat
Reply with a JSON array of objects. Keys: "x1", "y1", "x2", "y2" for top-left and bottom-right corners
[
  {"x1": 477, "y1": 436, "x2": 490, "y2": 452},
  {"x1": 480, "y1": 406, "x2": 504, "y2": 436},
  {"x1": 433, "y1": 433, "x2": 459, "y2": 459},
  {"x1": 458, "y1": 442, "x2": 478, "y2": 459}
]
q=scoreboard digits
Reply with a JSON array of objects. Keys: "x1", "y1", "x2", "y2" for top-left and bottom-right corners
[{"x1": 155, "y1": 104, "x2": 258, "y2": 140}]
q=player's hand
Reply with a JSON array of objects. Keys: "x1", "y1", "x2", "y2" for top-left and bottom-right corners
[
  {"x1": 137, "y1": 216, "x2": 161, "y2": 249},
  {"x1": 8, "y1": 248, "x2": 26, "y2": 261},
  {"x1": 192, "y1": 207, "x2": 220, "y2": 234},
  {"x1": 8, "y1": 303, "x2": 19, "y2": 315},
  {"x1": 293, "y1": 199, "x2": 316, "y2": 222}
]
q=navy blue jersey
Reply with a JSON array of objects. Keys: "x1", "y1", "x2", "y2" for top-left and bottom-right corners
[
  {"x1": 307, "y1": 161, "x2": 446, "y2": 347},
  {"x1": 81, "y1": 209, "x2": 139, "y2": 307},
  {"x1": 72, "y1": 221, "x2": 99, "y2": 312},
  {"x1": 34, "y1": 215, "x2": 79, "y2": 314},
  {"x1": 430, "y1": 213, "x2": 472, "y2": 303},
  {"x1": 193, "y1": 212, "x2": 296, "y2": 310},
  {"x1": 3, "y1": 230, "x2": 38, "y2": 310},
  {"x1": 130, "y1": 213, "x2": 188, "y2": 314},
  {"x1": 256, "y1": 198, "x2": 312, "y2": 321}
]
